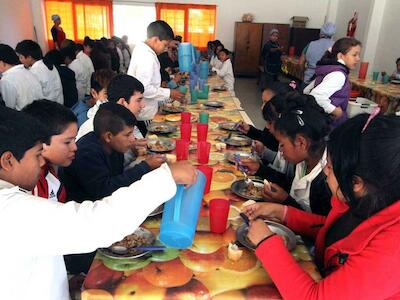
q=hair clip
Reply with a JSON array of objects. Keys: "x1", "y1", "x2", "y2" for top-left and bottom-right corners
[
  {"x1": 361, "y1": 107, "x2": 381, "y2": 133},
  {"x1": 297, "y1": 115, "x2": 305, "y2": 126}
]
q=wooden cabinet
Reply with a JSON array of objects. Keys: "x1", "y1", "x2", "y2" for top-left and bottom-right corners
[{"x1": 233, "y1": 22, "x2": 263, "y2": 76}]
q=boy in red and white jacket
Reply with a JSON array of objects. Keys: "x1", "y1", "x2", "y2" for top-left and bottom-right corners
[{"x1": 22, "y1": 99, "x2": 78, "y2": 203}]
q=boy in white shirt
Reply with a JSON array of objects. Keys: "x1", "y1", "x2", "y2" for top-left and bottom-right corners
[
  {"x1": 76, "y1": 43, "x2": 94, "y2": 95},
  {"x1": 15, "y1": 40, "x2": 64, "y2": 105},
  {"x1": 61, "y1": 40, "x2": 88, "y2": 101},
  {"x1": 0, "y1": 44, "x2": 43, "y2": 110},
  {"x1": 212, "y1": 48, "x2": 235, "y2": 95},
  {"x1": 127, "y1": 20, "x2": 184, "y2": 135},
  {"x1": 0, "y1": 105, "x2": 196, "y2": 300}
]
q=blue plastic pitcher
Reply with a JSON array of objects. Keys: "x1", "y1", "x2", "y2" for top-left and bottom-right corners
[
  {"x1": 159, "y1": 171, "x2": 206, "y2": 248},
  {"x1": 199, "y1": 61, "x2": 209, "y2": 80},
  {"x1": 178, "y1": 42, "x2": 195, "y2": 72}
]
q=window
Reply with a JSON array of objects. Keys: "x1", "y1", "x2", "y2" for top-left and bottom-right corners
[
  {"x1": 113, "y1": 2, "x2": 156, "y2": 47},
  {"x1": 155, "y1": 3, "x2": 216, "y2": 50},
  {"x1": 44, "y1": 0, "x2": 113, "y2": 48}
]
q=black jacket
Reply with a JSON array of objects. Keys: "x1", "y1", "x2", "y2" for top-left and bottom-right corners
[
  {"x1": 56, "y1": 65, "x2": 78, "y2": 108},
  {"x1": 246, "y1": 125, "x2": 279, "y2": 152},
  {"x1": 60, "y1": 132, "x2": 151, "y2": 202}
]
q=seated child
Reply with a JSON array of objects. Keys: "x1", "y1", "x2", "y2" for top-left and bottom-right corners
[
  {"x1": 0, "y1": 105, "x2": 196, "y2": 300},
  {"x1": 212, "y1": 48, "x2": 235, "y2": 95},
  {"x1": 22, "y1": 100, "x2": 78, "y2": 203},
  {"x1": 15, "y1": 40, "x2": 64, "y2": 105},
  {"x1": 243, "y1": 114, "x2": 400, "y2": 299},
  {"x1": 391, "y1": 57, "x2": 400, "y2": 80},
  {"x1": 72, "y1": 69, "x2": 115, "y2": 127},
  {"x1": 0, "y1": 44, "x2": 43, "y2": 110}
]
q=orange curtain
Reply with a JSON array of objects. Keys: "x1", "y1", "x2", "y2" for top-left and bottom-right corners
[
  {"x1": 44, "y1": 0, "x2": 113, "y2": 49},
  {"x1": 156, "y1": 3, "x2": 216, "y2": 50}
]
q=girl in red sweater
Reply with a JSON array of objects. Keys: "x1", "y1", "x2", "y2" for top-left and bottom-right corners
[{"x1": 243, "y1": 112, "x2": 400, "y2": 299}]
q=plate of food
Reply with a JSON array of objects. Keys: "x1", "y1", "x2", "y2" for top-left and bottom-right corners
[
  {"x1": 236, "y1": 220, "x2": 297, "y2": 251},
  {"x1": 147, "y1": 138, "x2": 175, "y2": 153},
  {"x1": 165, "y1": 114, "x2": 198, "y2": 123},
  {"x1": 162, "y1": 106, "x2": 185, "y2": 114},
  {"x1": 210, "y1": 116, "x2": 230, "y2": 123},
  {"x1": 231, "y1": 179, "x2": 264, "y2": 201},
  {"x1": 225, "y1": 151, "x2": 255, "y2": 164},
  {"x1": 98, "y1": 227, "x2": 156, "y2": 259},
  {"x1": 147, "y1": 123, "x2": 177, "y2": 134},
  {"x1": 219, "y1": 121, "x2": 240, "y2": 131},
  {"x1": 204, "y1": 101, "x2": 224, "y2": 108},
  {"x1": 224, "y1": 135, "x2": 252, "y2": 147}
]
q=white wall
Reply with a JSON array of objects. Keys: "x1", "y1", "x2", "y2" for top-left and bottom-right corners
[
  {"x1": 373, "y1": 0, "x2": 400, "y2": 74},
  {"x1": 0, "y1": 0, "x2": 35, "y2": 47}
]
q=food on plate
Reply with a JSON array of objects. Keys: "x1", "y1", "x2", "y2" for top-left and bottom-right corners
[
  {"x1": 215, "y1": 142, "x2": 227, "y2": 152},
  {"x1": 165, "y1": 154, "x2": 177, "y2": 163},
  {"x1": 241, "y1": 200, "x2": 256, "y2": 210},
  {"x1": 227, "y1": 243, "x2": 243, "y2": 261},
  {"x1": 242, "y1": 181, "x2": 263, "y2": 198},
  {"x1": 172, "y1": 100, "x2": 181, "y2": 107},
  {"x1": 147, "y1": 134, "x2": 158, "y2": 140},
  {"x1": 111, "y1": 231, "x2": 148, "y2": 249},
  {"x1": 149, "y1": 140, "x2": 168, "y2": 151}
]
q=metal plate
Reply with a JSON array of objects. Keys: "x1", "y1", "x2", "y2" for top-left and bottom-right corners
[
  {"x1": 212, "y1": 85, "x2": 227, "y2": 92},
  {"x1": 236, "y1": 221, "x2": 297, "y2": 251},
  {"x1": 148, "y1": 204, "x2": 163, "y2": 217},
  {"x1": 225, "y1": 151, "x2": 255, "y2": 164},
  {"x1": 147, "y1": 138, "x2": 175, "y2": 153},
  {"x1": 391, "y1": 79, "x2": 400, "y2": 84},
  {"x1": 147, "y1": 123, "x2": 177, "y2": 134},
  {"x1": 231, "y1": 179, "x2": 264, "y2": 201},
  {"x1": 162, "y1": 106, "x2": 184, "y2": 114},
  {"x1": 204, "y1": 101, "x2": 224, "y2": 108},
  {"x1": 224, "y1": 135, "x2": 252, "y2": 147},
  {"x1": 219, "y1": 122, "x2": 240, "y2": 131},
  {"x1": 98, "y1": 227, "x2": 155, "y2": 259}
]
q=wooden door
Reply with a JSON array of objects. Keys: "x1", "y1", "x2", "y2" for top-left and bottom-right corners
[{"x1": 234, "y1": 22, "x2": 263, "y2": 76}]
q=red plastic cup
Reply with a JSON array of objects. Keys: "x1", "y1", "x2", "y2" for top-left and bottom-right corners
[
  {"x1": 181, "y1": 112, "x2": 192, "y2": 124},
  {"x1": 209, "y1": 198, "x2": 230, "y2": 233},
  {"x1": 289, "y1": 46, "x2": 295, "y2": 57},
  {"x1": 197, "y1": 123, "x2": 208, "y2": 142},
  {"x1": 176, "y1": 139, "x2": 189, "y2": 161},
  {"x1": 180, "y1": 123, "x2": 192, "y2": 142},
  {"x1": 197, "y1": 165, "x2": 213, "y2": 194},
  {"x1": 358, "y1": 62, "x2": 369, "y2": 80},
  {"x1": 197, "y1": 141, "x2": 211, "y2": 164}
]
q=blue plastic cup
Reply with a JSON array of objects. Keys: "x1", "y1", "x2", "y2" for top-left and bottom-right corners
[
  {"x1": 159, "y1": 171, "x2": 206, "y2": 248},
  {"x1": 168, "y1": 80, "x2": 178, "y2": 89}
]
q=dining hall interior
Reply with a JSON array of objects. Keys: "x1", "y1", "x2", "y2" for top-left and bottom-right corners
[{"x1": 1, "y1": 0, "x2": 400, "y2": 299}]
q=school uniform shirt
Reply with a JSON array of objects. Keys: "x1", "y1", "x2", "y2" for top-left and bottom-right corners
[
  {"x1": 71, "y1": 99, "x2": 90, "y2": 127},
  {"x1": 30, "y1": 59, "x2": 64, "y2": 104},
  {"x1": 0, "y1": 64, "x2": 43, "y2": 110},
  {"x1": 32, "y1": 163, "x2": 66, "y2": 203},
  {"x1": 212, "y1": 58, "x2": 235, "y2": 93},
  {"x1": 210, "y1": 54, "x2": 222, "y2": 69},
  {"x1": 68, "y1": 58, "x2": 87, "y2": 101},
  {"x1": 0, "y1": 164, "x2": 177, "y2": 300},
  {"x1": 76, "y1": 51, "x2": 94, "y2": 95},
  {"x1": 127, "y1": 42, "x2": 170, "y2": 121}
]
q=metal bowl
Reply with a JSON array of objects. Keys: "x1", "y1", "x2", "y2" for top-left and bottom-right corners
[
  {"x1": 204, "y1": 101, "x2": 224, "y2": 108},
  {"x1": 231, "y1": 179, "x2": 264, "y2": 201},
  {"x1": 162, "y1": 106, "x2": 184, "y2": 114},
  {"x1": 224, "y1": 135, "x2": 252, "y2": 147},
  {"x1": 147, "y1": 138, "x2": 175, "y2": 153},
  {"x1": 225, "y1": 151, "x2": 255, "y2": 164},
  {"x1": 236, "y1": 221, "x2": 297, "y2": 251},
  {"x1": 219, "y1": 121, "x2": 240, "y2": 131},
  {"x1": 147, "y1": 123, "x2": 177, "y2": 134}
]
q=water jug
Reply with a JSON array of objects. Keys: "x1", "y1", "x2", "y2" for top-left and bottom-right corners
[
  {"x1": 159, "y1": 170, "x2": 206, "y2": 248},
  {"x1": 199, "y1": 61, "x2": 209, "y2": 80},
  {"x1": 178, "y1": 42, "x2": 195, "y2": 72}
]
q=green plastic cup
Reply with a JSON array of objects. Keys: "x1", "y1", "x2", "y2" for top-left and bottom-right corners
[
  {"x1": 199, "y1": 112, "x2": 209, "y2": 124},
  {"x1": 372, "y1": 71, "x2": 379, "y2": 81},
  {"x1": 179, "y1": 85, "x2": 188, "y2": 94},
  {"x1": 383, "y1": 74, "x2": 390, "y2": 84},
  {"x1": 190, "y1": 89, "x2": 198, "y2": 104}
]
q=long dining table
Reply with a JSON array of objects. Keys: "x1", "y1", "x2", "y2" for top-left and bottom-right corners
[{"x1": 81, "y1": 75, "x2": 321, "y2": 300}]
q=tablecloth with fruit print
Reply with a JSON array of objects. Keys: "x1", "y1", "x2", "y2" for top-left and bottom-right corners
[{"x1": 81, "y1": 76, "x2": 321, "y2": 300}]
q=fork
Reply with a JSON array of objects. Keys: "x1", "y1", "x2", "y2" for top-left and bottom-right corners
[{"x1": 233, "y1": 154, "x2": 253, "y2": 184}]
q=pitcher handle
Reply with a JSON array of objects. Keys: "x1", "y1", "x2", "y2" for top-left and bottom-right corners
[{"x1": 173, "y1": 184, "x2": 184, "y2": 222}]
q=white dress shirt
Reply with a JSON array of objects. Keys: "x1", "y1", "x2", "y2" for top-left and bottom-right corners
[
  {"x1": 127, "y1": 42, "x2": 170, "y2": 121},
  {"x1": 210, "y1": 54, "x2": 222, "y2": 69},
  {"x1": 0, "y1": 164, "x2": 176, "y2": 300},
  {"x1": 212, "y1": 58, "x2": 235, "y2": 93},
  {"x1": 30, "y1": 60, "x2": 64, "y2": 105},
  {"x1": 304, "y1": 60, "x2": 347, "y2": 114},
  {"x1": 76, "y1": 51, "x2": 94, "y2": 95},
  {"x1": 0, "y1": 64, "x2": 43, "y2": 110},
  {"x1": 68, "y1": 58, "x2": 88, "y2": 101}
]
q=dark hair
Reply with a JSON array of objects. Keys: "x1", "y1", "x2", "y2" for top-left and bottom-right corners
[
  {"x1": 0, "y1": 44, "x2": 20, "y2": 65},
  {"x1": 396, "y1": 57, "x2": 400, "y2": 65},
  {"x1": 0, "y1": 106, "x2": 50, "y2": 161},
  {"x1": 262, "y1": 80, "x2": 293, "y2": 95},
  {"x1": 83, "y1": 36, "x2": 95, "y2": 48},
  {"x1": 60, "y1": 39, "x2": 77, "y2": 61},
  {"x1": 275, "y1": 93, "x2": 330, "y2": 158},
  {"x1": 174, "y1": 35, "x2": 183, "y2": 43},
  {"x1": 91, "y1": 69, "x2": 116, "y2": 92},
  {"x1": 76, "y1": 43, "x2": 84, "y2": 52},
  {"x1": 147, "y1": 20, "x2": 174, "y2": 41},
  {"x1": 94, "y1": 102, "x2": 137, "y2": 136},
  {"x1": 328, "y1": 114, "x2": 400, "y2": 218},
  {"x1": 262, "y1": 94, "x2": 288, "y2": 122},
  {"x1": 44, "y1": 49, "x2": 63, "y2": 66},
  {"x1": 15, "y1": 40, "x2": 54, "y2": 70},
  {"x1": 214, "y1": 43, "x2": 224, "y2": 55},
  {"x1": 22, "y1": 100, "x2": 77, "y2": 136},
  {"x1": 219, "y1": 48, "x2": 230, "y2": 56},
  {"x1": 91, "y1": 41, "x2": 111, "y2": 71},
  {"x1": 319, "y1": 37, "x2": 361, "y2": 64},
  {"x1": 107, "y1": 74, "x2": 144, "y2": 103}
]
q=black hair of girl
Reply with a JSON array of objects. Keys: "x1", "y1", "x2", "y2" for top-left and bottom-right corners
[
  {"x1": 219, "y1": 48, "x2": 230, "y2": 56},
  {"x1": 274, "y1": 93, "x2": 330, "y2": 159},
  {"x1": 319, "y1": 37, "x2": 362, "y2": 65},
  {"x1": 328, "y1": 114, "x2": 400, "y2": 218}
]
